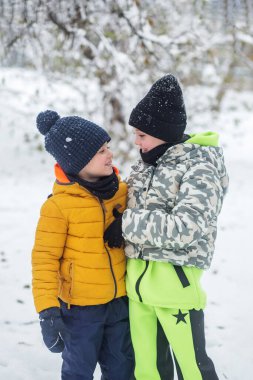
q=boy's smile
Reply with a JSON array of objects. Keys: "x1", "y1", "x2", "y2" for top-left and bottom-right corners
[{"x1": 134, "y1": 128, "x2": 166, "y2": 152}]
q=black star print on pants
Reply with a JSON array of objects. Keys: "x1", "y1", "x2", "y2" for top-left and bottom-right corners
[{"x1": 172, "y1": 309, "x2": 188, "y2": 324}]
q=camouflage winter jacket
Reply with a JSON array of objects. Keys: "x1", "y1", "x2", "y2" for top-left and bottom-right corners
[
  {"x1": 122, "y1": 132, "x2": 228, "y2": 309},
  {"x1": 122, "y1": 132, "x2": 229, "y2": 270}
]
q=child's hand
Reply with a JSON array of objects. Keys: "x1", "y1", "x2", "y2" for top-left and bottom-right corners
[
  {"x1": 39, "y1": 307, "x2": 70, "y2": 353},
  {"x1": 104, "y1": 208, "x2": 124, "y2": 248}
]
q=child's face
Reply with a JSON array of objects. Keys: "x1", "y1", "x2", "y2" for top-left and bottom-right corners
[
  {"x1": 134, "y1": 128, "x2": 166, "y2": 152},
  {"x1": 78, "y1": 142, "x2": 113, "y2": 182}
]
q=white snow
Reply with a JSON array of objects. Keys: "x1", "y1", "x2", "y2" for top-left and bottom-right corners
[{"x1": 0, "y1": 68, "x2": 253, "y2": 379}]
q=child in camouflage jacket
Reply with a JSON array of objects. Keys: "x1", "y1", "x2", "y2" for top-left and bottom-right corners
[{"x1": 122, "y1": 75, "x2": 229, "y2": 380}]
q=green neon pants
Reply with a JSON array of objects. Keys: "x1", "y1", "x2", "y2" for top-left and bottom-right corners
[{"x1": 129, "y1": 299, "x2": 219, "y2": 380}]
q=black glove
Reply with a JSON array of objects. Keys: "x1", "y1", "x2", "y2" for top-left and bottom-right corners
[
  {"x1": 104, "y1": 208, "x2": 124, "y2": 248},
  {"x1": 39, "y1": 307, "x2": 70, "y2": 353}
]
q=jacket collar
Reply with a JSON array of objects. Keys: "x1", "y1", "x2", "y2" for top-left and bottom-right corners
[{"x1": 54, "y1": 163, "x2": 70, "y2": 183}]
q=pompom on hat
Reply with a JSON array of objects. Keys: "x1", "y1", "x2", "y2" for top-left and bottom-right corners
[
  {"x1": 129, "y1": 74, "x2": 187, "y2": 143},
  {"x1": 36, "y1": 110, "x2": 110, "y2": 175},
  {"x1": 37, "y1": 110, "x2": 60, "y2": 135}
]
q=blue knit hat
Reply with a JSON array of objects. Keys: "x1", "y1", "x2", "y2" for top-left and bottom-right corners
[{"x1": 36, "y1": 110, "x2": 110, "y2": 174}]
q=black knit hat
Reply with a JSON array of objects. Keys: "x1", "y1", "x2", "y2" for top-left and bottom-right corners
[
  {"x1": 36, "y1": 110, "x2": 110, "y2": 174},
  {"x1": 129, "y1": 74, "x2": 187, "y2": 143}
]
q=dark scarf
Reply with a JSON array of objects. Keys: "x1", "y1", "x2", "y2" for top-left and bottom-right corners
[
  {"x1": 67, "y1": 169, "x2": 119, "y2": 200},
  {"x1": 140, "y1": 134, "x2": 190, "y2": 166}
]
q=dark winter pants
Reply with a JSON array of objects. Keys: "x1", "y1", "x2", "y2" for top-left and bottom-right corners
[
  {"x1": 60, "y1": 297, "x2": 134, "y2": 380},
  {"x1": 129, "y1": 299, "x2": 219, "y2": 380}
]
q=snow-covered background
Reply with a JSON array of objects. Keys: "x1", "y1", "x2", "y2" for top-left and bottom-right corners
[{"x1": 0, "y1": 68, "x2": 253, "y2": 379}]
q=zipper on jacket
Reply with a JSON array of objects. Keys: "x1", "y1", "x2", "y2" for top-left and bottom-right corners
[
  {"x1": 67, "y1": 262, "x2": 74, "y2": 309},
  {"x1": 135, "y1": 261, "x2": 149, "y2": 302},
  {"x1": 99, "y1": 198, "x2": 118, "y2": 299},
  {"x1": 143, "y1": 167, "x2": 155, "y2": 208},
  {"x1": 139, "y1": 169, "x2": 155, "y2": 259}
]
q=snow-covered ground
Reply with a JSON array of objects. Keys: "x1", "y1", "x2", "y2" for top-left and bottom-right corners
[{"x1": 0, "y1": 68, "x2": 253, "y2": 379}]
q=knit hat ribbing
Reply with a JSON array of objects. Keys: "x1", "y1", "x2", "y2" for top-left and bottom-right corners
[
  {"x1": 129, "y1": 74, "x2": 187, "y2": 143},
  {"x1": 36, "y1": 110, "x2": 110, "y2": 175}
]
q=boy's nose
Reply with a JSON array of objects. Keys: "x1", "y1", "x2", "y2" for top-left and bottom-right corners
[{"x1": 134, "y1": 137, "x2": 140, "y2": 146}]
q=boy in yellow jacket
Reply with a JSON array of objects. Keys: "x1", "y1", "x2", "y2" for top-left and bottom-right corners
[{"x1": 32, "y1": 110, "x2": 134, "y2": 380}]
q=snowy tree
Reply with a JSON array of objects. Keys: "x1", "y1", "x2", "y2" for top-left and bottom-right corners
[{"x1": 0, "y1": 0, "x2": 252, "y2": 161}]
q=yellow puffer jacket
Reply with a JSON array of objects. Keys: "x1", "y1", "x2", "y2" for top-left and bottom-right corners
[{"x1": 32, "y1": 165, "x2": 127, "y2": 313}]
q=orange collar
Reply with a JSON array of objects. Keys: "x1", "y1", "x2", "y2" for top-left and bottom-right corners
[
  {"x1": 54, "y1": 164, "x2": 70, "y2": 183},
  {"x1": 54, "y1": 163, "x2": 120, "y2": 183}
]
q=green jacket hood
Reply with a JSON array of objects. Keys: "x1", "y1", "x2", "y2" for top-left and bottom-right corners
[{"x1": 186, "y1": 131, "x2": 219, "y2": 147}]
